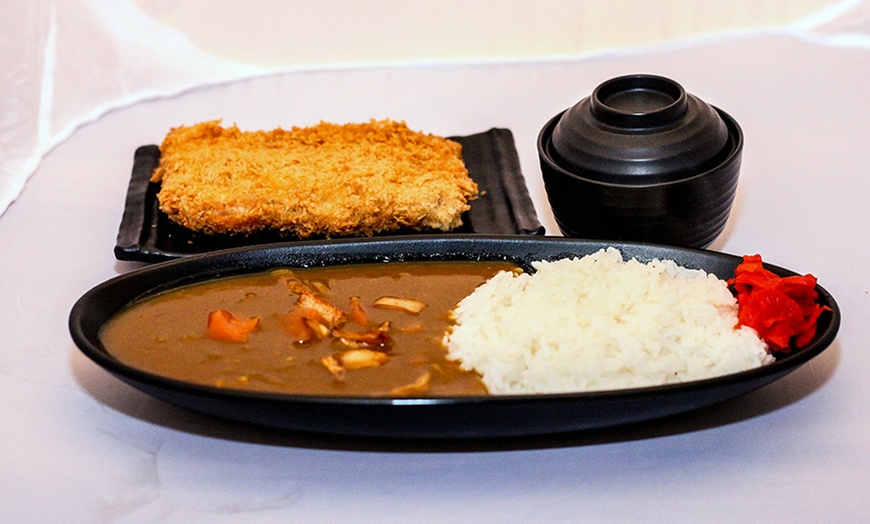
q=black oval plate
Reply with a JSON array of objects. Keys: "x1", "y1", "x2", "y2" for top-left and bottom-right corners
[{"x1": 70, "y1": 236, "x2": 840, "y2": 439}]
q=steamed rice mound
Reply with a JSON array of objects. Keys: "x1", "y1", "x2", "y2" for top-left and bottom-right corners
[{"x1": 444, "y1": 248, "x2": 772, "y2": 394}]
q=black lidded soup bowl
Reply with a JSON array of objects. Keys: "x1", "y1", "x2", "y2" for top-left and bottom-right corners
[{"x1": 538, "y1": 74, "x2": 743, "y2": 248}]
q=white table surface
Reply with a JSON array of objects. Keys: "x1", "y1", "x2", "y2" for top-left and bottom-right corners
[{"x1": 1, "y1": 30, "x2": 868, "y2": 523}]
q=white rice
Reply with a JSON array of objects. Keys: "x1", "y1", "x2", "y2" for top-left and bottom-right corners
[{"x1": 444, "y1": 248, "x2": 772, "y2": 394}]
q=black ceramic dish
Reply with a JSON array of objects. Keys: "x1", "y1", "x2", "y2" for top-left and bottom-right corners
[
  {"x1": 115, "y1": 128, "x2": 544, "y2": 263},
  {"x1": 70, "y1": 236, "x2": 840, "y2": 439},
  {"x1": 538, "y1": 74, "x2": 743, "y2": 248}
]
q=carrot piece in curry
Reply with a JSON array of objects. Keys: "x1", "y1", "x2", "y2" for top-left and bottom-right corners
[{"x1": 206, "y1": 309, "x2": 260, "y2": 343}]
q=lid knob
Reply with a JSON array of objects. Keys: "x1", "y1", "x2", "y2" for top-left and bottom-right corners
[
  {"x1": 590, "y1": 75, "x2": 687, "y2": 129},
  {"x1": 549, "y1": 74, "x2": 730, "y2": 184}
]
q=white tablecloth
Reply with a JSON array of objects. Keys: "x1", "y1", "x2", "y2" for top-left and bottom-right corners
[{"x1": 1, "y1": 11, "x2": 869, "y2": 524}]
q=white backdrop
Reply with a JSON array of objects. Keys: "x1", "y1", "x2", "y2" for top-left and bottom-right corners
[{"x1": 2, "y1": 0, "x2": 867, "y2": 216}]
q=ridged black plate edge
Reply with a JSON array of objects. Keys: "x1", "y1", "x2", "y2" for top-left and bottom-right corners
[{"x1": 452, "y1": 129, "x2": 545, "y2": 236}]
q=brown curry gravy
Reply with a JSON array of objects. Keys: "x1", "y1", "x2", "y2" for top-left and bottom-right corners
[{"x1": 100, "y1": 261, "x2": 519, "y2": 396}]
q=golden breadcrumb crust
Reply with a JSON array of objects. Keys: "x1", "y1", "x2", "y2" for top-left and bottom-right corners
[{"x1": 151, "y1": 119, "x2": 478, "y2": 237}]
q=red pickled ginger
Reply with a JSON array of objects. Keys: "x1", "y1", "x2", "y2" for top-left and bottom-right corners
[{"x1": 729, "y1": 254, "x2": 829, "y2": 352}]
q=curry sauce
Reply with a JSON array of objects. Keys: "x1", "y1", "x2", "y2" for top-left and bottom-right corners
[{"x1": 101, "y1": 261, "x2": 519, "y2": 396}]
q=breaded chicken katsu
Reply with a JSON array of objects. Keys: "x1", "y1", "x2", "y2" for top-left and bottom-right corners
[{"x1": 150, "y1": 119, "x2": 478, "y2": 238}]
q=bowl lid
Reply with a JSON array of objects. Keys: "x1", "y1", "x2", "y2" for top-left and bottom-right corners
[{"x1": 548, "y1": 74, "x2": 731, "y2": 184}]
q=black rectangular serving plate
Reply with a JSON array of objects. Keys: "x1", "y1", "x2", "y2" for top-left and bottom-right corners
[{"x1": 114, "y1": 128, "x2": 545, "y2": 262}]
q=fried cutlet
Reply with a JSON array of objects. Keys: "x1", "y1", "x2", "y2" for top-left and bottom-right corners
[{"x1": 150, "y1": 119, "x2": 478, "y2": 238}]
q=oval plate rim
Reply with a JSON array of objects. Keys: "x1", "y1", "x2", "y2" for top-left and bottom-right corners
[{"x1": 70, "y1": 235, "x2": 841, "y2": 439}]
